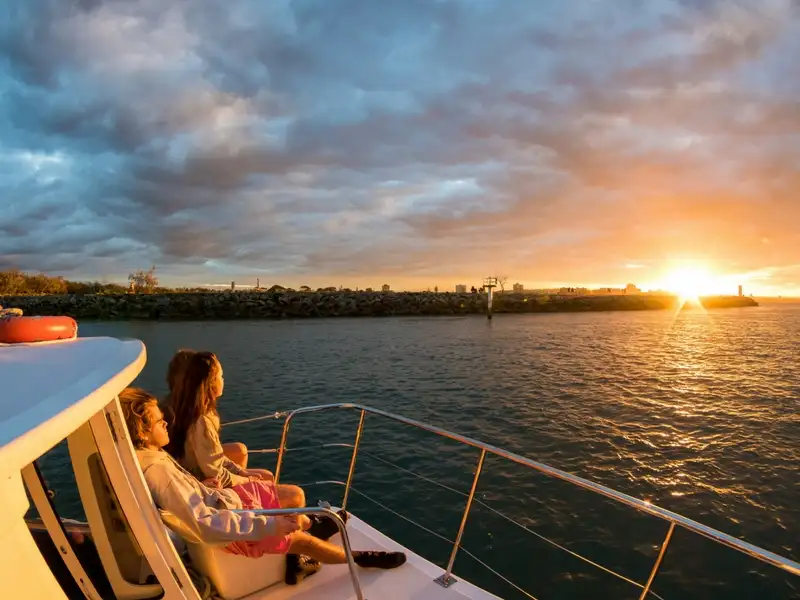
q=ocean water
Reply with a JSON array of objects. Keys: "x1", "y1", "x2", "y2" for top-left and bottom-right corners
[{"x1": 38, "y1": 304, "x2": 799, "y2": 599}]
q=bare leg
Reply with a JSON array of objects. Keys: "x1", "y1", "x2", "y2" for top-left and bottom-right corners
[
  {"x1": 276, "y1": 484, "x2": 305, "y2": 508},
  {"x1": 275, "y1": 484, "x2": 308, "y2": 529},
  {"x1": 222, "y1": 442, "x2": 248, "y2": 469},
  {"x1": 288, "y1": 532, "x2": 346, "y2": 564}
]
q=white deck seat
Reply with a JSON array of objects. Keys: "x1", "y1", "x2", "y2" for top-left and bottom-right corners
[{"x1": 160, "y1": 510, "x2": 286, "y2": 600}]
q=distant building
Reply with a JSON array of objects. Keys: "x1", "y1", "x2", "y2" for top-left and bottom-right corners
[
  {"x1": 625, "y1": 283, "x2": 641, "y2": 294},
  {"x1": 455, "y1": 284, "x2": 467, "y2": 293},
  {"x1": 381, "y1": 284, "x2": 391, "y2": 293},
  {"x1": 512, "y1": 283, "x2": 524, "y2": 293},
  {"x1": 738, "y1": 285, "x2": 743, "y2": 297}
]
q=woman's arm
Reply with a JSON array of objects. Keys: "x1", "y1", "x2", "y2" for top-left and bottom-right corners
[
  {"x1": 146, "y1": 464, "x2": 297, "y2": 544},
  {"x1": 189, "y1": 416, "x2": 251, "y2": 487}
]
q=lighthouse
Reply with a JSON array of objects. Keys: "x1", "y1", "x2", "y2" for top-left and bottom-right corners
[{"x1": 483, "y1": 276, "x2": 498, "y2": 320}]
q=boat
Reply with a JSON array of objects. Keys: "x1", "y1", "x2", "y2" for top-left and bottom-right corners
[{"x1": 1, "y1": 335, "x2": 798, "y2": 599}]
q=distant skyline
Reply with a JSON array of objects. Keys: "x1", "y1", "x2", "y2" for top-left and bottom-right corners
[{"x1": 2, "y1": 1, "x2": 799, "y2": 296}]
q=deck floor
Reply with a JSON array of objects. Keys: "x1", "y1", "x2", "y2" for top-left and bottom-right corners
[{"x1": 243, "y1": 514, "x2": 500, "y2": 600}]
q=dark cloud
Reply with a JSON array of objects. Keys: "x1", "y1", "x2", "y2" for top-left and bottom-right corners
[{"x1": 1, "y1": 0, "x2": 799, "y2": 293}]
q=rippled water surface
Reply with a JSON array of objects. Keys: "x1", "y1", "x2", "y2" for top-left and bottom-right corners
[{"x1": 43, "y1": 304, "x2": 799, "y2": 599}]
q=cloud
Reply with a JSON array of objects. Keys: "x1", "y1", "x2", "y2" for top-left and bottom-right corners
[{"x1": 1, "y1": 0, "x2": 799, "y2": 293}]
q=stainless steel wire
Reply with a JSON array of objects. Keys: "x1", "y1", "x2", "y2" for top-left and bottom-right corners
[
  {"x1": 224, "y1": 411, "x2": 287, "y2": 427},
  {"x1": 346, "y1": 486, "x2": 541, "y2": 600},
  {"x1": 356, "y1": 449, "x2": 664, "y2": 598},
  {"x1": 258, "y1": 443, "x2": 665, "y2": 598}
]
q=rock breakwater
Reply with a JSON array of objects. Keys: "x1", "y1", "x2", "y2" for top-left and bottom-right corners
[{"x1": 0, "y1": 291, "x2": 757, "y2": 321}]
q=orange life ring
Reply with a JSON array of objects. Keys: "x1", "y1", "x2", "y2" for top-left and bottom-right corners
[{"x1": 0, "y1": 316, "x2": 78, "y2": 344}]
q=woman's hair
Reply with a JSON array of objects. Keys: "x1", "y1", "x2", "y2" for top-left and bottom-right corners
[
  {"x1": 165, "y1": 351, "x2": 221, "y2": 459},
  {"x1": 166, "y1": 349, "x2": 197, "y2": 395},
  {"x1": 119, "y1": 387, "x2": 159, "y2": 450}
]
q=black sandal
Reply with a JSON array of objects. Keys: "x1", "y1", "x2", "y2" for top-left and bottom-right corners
[
  {"x1": 306, "y1": 509, "x2": 349, "y2": 541},
  {"x1": 285, "y1": 554, "x2": 322, "y2": 585}
]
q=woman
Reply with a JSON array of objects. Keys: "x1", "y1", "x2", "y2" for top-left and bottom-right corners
[
  {"x1": 164, "y1": 349, "x2": 248, "y2": 470},
  {"x1": 166, "y1": 351, "x2": 273, "y2": 486},
  {"x1": 120, "y1": 387, "x2": 406, "y2": 583}
]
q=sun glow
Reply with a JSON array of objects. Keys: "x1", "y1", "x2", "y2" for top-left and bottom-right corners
[{"x1": 660, "y1": 267, "x2": 716, "y2": 302}]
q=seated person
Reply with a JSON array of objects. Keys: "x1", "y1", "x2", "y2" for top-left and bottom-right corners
[
  {"x1": 166, "y1": 351, "x2": 272, "y2": 485},
  {"x1": 163, "y1": 349, "x2": 251, "y2": 472},
  {"x1": 119, "y1": 387, "x2": 406, "y2": 583}
]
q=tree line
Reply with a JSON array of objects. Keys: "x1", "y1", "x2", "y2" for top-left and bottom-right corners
[
  {"x1": 2, "y1": 267, "x2": 511, "y2": 296},
  {"x1": 0, "y1": 268, "x2": 207, "y2": 296}
]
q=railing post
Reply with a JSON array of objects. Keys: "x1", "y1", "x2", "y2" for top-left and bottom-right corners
[
  {"x1": 435, "y1": 448, "x2": 487, "y2": 588},
  {"x1": 638, "y1": 522, "x2": 676, "y2": 600},
  {"x1": 273, "y1": 415, "x2": 294, "y2": 484},
  {"x1": 240, "y1": 507, "x2": 365, "y2": 600},
  {"x1": 342, "y1": 409, "x2": 366, "y2": 511}
]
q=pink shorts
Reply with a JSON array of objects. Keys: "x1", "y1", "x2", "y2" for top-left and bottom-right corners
[{"x1": 223, "y1": 481, "x2": 292, "y2": 557}]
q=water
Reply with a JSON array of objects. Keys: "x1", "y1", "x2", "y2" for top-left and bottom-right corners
[{"x1": 37, "y1": 304, "x2": 799, "y2": 599}]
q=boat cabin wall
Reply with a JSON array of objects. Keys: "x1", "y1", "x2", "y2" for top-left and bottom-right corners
[{"x1": 1, "y1": 470, "x2": 69, "y2": 599}]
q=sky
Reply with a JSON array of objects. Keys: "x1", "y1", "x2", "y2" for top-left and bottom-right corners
[{"x1": 1, "y1": 0, "x2": 799, "y2": 294}]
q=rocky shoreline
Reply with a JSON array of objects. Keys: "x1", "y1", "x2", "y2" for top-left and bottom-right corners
[{"x1": 0, "y1": 291, "x2": 758, "y2": 320}]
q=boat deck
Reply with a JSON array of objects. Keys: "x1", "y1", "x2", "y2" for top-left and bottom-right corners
[{"x1": 245, "y1": 513, "x2": 499, "y2": 600}]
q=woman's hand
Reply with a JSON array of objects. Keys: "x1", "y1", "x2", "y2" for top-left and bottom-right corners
[
  {"x1": 242, "y1": 468, "x2": 274, "y2": 482},
  {"x1": 202, "y1": 477, "x2": 221, "y2": 489},
  {"x1": 242, "y1": 469, "x2": 263, "y2": 481},
  {"x1": 273, "y1": 516, "x2": 301, "y2": 536}
]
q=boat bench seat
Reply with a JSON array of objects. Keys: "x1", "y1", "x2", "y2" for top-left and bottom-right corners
[{"x1": 160, "y1": 510, "x2": 286, "y2": 600}]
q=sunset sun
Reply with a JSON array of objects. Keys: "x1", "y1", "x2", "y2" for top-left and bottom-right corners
[{"x1": 661, "y1": 267, "x2": 714, "y2": 302}]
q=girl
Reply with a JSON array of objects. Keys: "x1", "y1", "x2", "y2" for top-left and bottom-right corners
[
  {"x1": 120, "y1": 387, "x2": 405, "y2": 582},
  {"x1": 164, "y1": 349, "x2": 248, "y2": 470},
  {"x1": 166, "y1": 351, "x2": 273, "y2": 486}
]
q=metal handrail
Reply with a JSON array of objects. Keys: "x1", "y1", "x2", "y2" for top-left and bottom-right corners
[
  {"x1": 323, "y1": 481, "x2": 544, "y2": 600},
  {"x1": 250, "y1": 447, "x2": 668, "y2": 598},
  {"x1": 353, "y1": 446, "x2": 655, "y2": 592},
  {"x1": 267, "y1": 402, "x2": 800, "y2": 592},
  {"x1": 230, "y1": 505, "x2": 365, "y2": 600}
]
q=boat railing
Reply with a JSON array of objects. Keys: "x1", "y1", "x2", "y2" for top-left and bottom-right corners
[
  {"x1": 231, "y1": 505, "x2": 364, "y2": 600},
  {"x1": 225, "y1": 403, "x2": 800, "y2": 600}
]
